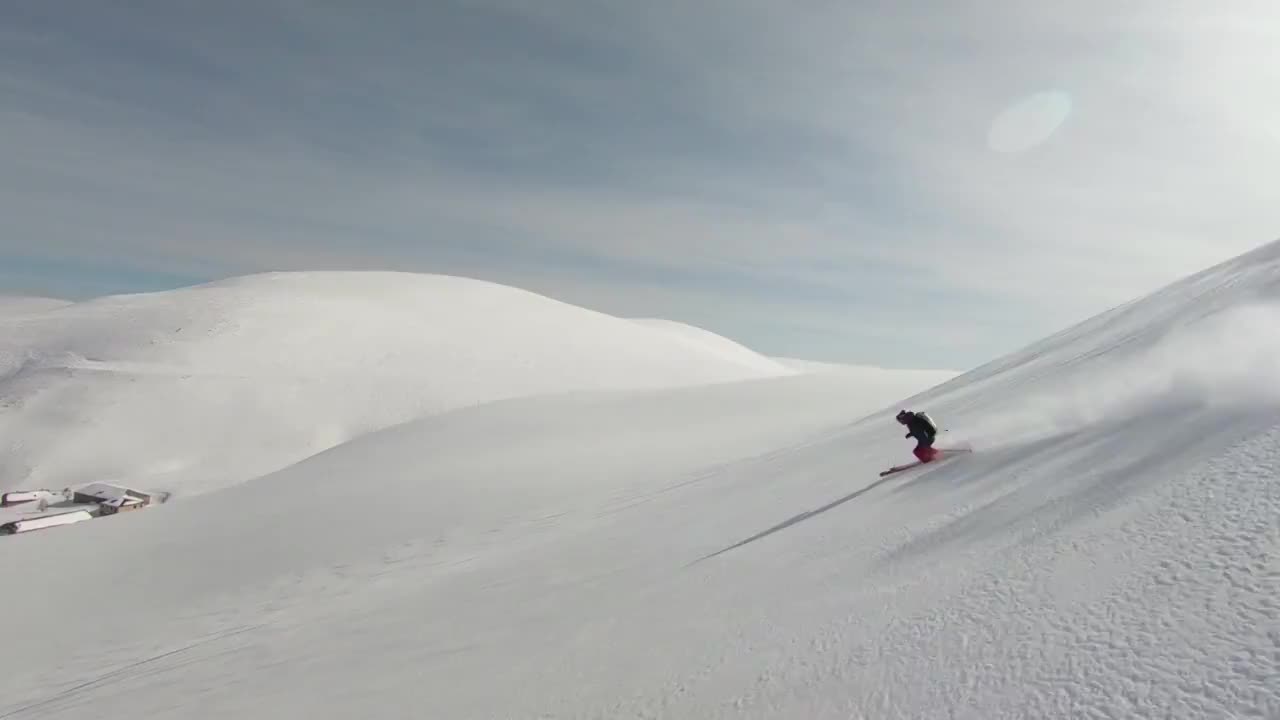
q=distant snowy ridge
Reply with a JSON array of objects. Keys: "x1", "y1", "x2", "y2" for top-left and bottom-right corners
[
  {"x1": 0, "y1": 271, "x2": 880, "y2": 496},
  {"x1": 632, "y1": 319, "x2": 959, "y2": 387},
  {"x1": 629, "y1": 317, "x2": 794, "y2": 375},
  {"x1": 0, "y1": 295, "x2": 72, "y2": 316},
  {"x1": 772, "y1": 357, "x2": 851, "y2": 372}
]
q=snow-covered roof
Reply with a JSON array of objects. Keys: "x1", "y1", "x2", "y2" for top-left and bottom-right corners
[{"x1": 72, "y1": 483, "x2": 153, "y2": 503}]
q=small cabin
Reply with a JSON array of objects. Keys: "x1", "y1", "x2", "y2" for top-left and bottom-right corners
[{"x1": 71, "y1": 483, "x2": 158, "y2": 509}]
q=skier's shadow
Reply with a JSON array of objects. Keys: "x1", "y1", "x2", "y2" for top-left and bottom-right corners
[{"x1": 690, "y1": 472, "x2": 904, "y2": 566}]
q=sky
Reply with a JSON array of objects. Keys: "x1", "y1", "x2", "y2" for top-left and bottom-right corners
[{"x1": 2, "y1": 1, "x2": 1278, "y2": 370}]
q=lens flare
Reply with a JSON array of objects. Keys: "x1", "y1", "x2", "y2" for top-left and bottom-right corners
[{"x1": 987, "y1": 90, "x2": 1073, "y2": 153}]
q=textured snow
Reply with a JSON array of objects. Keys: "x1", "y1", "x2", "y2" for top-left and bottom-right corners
[{"x1": 0, "y1": 244, "x2": 1278, "y2": 719}]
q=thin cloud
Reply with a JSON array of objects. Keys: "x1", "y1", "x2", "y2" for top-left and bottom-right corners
[{"x1": 1, "y1": 1, "x2": 1277, "y2": 369}]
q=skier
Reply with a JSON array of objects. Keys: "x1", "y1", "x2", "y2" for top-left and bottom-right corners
[{"x1": 896, "y1": 409, "x2": 939, "y2": 463}]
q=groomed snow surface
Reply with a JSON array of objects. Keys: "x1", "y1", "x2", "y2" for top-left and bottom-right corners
[{"x1": 1, "y1": 243, "x2": 1278, "y2": 719}]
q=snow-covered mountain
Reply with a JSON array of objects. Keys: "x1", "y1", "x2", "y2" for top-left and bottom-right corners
[
  {"x1": 0, "y1": 243, "x2": 1277, "y2": 719},
  {"x1": 0, "y1": 272, "x2": 828, "y2": 496}
]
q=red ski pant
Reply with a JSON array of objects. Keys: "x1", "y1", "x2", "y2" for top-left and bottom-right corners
[{"x1": 913, "y1": 446, "x2": 939, "y2": 463}]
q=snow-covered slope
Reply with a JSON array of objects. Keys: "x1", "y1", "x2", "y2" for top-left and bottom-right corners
[
  {"x1": 0, "y1": 272, "x2": 807, "y2": 495},
  {"x1": 1, "y1": 243, "x2": 1278, "y2": 718},
  {"x1": 912, "y1": 239, "x2": 1280, "y2": 449}
]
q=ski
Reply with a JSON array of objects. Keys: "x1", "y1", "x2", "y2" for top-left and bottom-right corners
[{"x1": 879, "y1": 462, "x2": 921, "y2": 477}]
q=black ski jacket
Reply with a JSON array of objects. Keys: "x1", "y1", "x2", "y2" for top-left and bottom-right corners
[{"x1": 903, "y1": 413, "x2": 936, "y2": 442}]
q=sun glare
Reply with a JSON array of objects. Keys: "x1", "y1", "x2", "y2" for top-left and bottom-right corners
[{"x1": 987, "y1": 90, "x2": 1073, "y2": 153}]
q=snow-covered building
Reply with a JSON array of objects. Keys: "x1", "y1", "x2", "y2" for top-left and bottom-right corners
[
  {"x1": 0, "y1": 490, "x2": 60, "y2": 508},
  {"x1": 0, "y1": 483, "x2": 168, "y2": 539},
  {"x1": 0, "y1": 509, "x2": 94, "y2": 536},
  {"x1": 70, "y1": 483, "x2": 166, "y2": 514}
]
